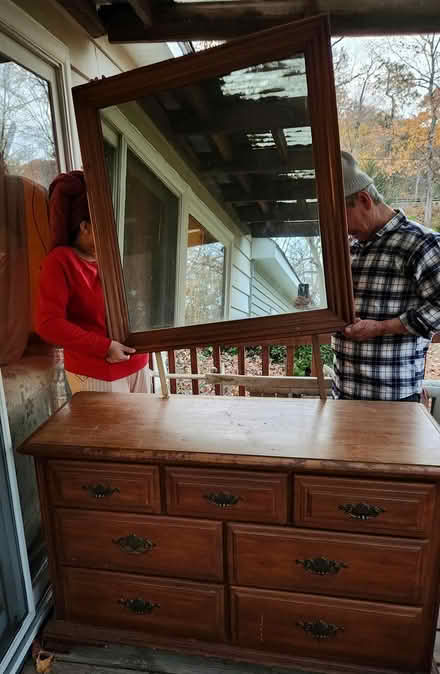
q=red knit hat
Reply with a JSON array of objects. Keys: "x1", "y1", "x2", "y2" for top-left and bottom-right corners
[{"x1": 48, "y1": 170, "x2": 90, "y2": 249}]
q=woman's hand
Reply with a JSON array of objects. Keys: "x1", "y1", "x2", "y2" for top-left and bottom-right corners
[{"x1": 106, "y1": 340, "x2": 136, "y2": 363}]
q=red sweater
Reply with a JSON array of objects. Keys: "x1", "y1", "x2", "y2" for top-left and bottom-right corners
[{"x1": 37, "y1": 246, "x2": 148, "y2": 381}]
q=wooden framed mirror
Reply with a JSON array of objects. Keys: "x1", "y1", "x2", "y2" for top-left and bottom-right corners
[{"x1": 73, "y1": 14, "x2": 354, "y2": 352}]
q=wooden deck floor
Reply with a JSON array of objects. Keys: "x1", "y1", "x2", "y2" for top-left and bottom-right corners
[{"x1": 20, "y1": 627, "x2": 440, "y2": 674}]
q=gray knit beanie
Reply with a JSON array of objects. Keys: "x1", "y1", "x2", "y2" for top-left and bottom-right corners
[{"x1": 341, "y1": 151, "x2": 374, "y2": 197}]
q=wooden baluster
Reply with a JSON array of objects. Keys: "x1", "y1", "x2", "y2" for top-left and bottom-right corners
[
  {"x1": 213, "y1": 345, "x2": 221, "y2": 396},
  {"x1": 190, "y1": 347, "x2": 199, "y2": 395},
  {"x1": 312, "y1": 335, "x2": 326, "y2": 401},
  {"x1": 238, "y1": 345, "x2": 246, "y2": 397},
  {"x1": 286, "y1": 345, "x2": 294, "y2": 376},
  {"x1": 262, "y1": 345, "x2": 270, "y2": 397},
  {"x1": 149, "y1": 352, "x2": 155, "y2": 394},
  {"x1": 168, "y1": 349, "x2": 177, "y2": 395}
]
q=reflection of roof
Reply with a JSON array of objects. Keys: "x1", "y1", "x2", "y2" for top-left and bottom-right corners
[
  {"x1": 139, "y1": 56, "x2": 318, "y2": 240},
  {"x1": 252, "y1": 237, "x2": 300, "y2": 302}
]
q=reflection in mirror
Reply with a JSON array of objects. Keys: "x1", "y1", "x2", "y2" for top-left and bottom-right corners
[{"x1": 100, "y1": 53, "x2": 327, "y2": 334}]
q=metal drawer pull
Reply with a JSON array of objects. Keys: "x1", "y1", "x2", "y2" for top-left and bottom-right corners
[
  {"x1": 118, "y1": 598, "x2": 160, "y2": 614},
  {"x1": 203, "y1": 491, "x2": 242, "y2": 508},
  {"x1": 297, "y1": 619, "x2": 344, "y2": 639},
  {"x1": 82, "y1": 483, "x2": 120, "y2": 499},
  {"x1": 112, "y1": 533, "x2": 156, "y2": 554},
  {"x1": 339, "y1": 502, "x2": 385, "y2": 520},
  {"x1": 296, "y1": 556, "x2": 348, "y2": 575}
]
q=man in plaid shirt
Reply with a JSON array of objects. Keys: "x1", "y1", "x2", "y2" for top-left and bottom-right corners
[{"x1": 332, "y1": 152, "x2": 440, "y2": 401}]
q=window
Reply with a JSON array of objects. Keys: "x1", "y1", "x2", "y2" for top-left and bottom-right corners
[
  {"x1": 185, "y1": 215, "x2": 225, "y2": 325},
  {"x1": 123, "y1": 148, "x2": 178, "y2": 331}
]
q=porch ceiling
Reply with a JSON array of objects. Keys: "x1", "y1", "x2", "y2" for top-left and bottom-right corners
[{"x1": 56, "y1": 1, "x2": 440, "y2": 42}]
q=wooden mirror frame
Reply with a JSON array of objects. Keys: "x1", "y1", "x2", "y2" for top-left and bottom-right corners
[{"x1": 73, "y1": 14, "x2": 354, "y2": 352}]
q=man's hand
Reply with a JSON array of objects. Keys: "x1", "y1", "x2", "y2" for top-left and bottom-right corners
[
  {"x1": 344, "y1": 318, "x2": 384, "y2": 340},
  {"x1": 106, "y1": 340, "x2": 136, "y2": 363},
  {"x1": 344, "y1": 317, "x2": 408, "y2": 341}
]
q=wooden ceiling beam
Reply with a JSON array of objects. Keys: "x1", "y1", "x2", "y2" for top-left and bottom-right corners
[
  {"x1": 97, "y1": 2, "x2": 440, "y2": 42},
  {"x1": 126, "y1": 0, "x2": 152, "y2": 28},
  {"x1": 56, "y1": 0, "x2": 106, "y2": 38},
  {"x1": 201, "y1": 148, "x2": 315, "y2": 176},
  {"x1": 250, "y1": 220, "x2": 320, "y2": 237},
  {"x1": 222, "y1": 179, "x2": 316, "y2": 202},
  {"x1": 172, "y1": 99, "x2": 309, "y2": 136}
]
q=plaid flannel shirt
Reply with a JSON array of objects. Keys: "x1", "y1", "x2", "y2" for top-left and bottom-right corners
[{"x1": 332, "y1": 210, "x2": 440, "y2": 400}]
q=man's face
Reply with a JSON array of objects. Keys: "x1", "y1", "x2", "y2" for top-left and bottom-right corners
[{"x1": 345, "y1": 192, "x2": 373, "y2": 241}]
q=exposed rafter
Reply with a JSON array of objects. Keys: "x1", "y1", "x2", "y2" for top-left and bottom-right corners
[
  {"x1": 56, "y1": 0, "x2": 106, "y2": 37},
  {"x1": 92, "y1": 1, "x2": 440, "y2": 43}
]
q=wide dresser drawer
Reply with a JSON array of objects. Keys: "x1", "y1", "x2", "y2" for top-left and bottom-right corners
[
  {"x1": 48, "y1": 461, "x2": 161, "y2": 513},
  {"x1": 228, "y1": 523, "x2": 428, "y2": 604},
  {"x1": 231, "y1": 587, "x2": 424, "y2": 670},
  {"x1": 55, "y1": 509, "x2": 224, "y2": 582},
  {"x1": 63, "y1": 567, "x2": 225, "y2": 642},
  {"x1": 294, "y1": 475, "x2": 435, "y2": 537},
  {"x1": 166, "y1": 467, "x2": 288, "y2": 523}
]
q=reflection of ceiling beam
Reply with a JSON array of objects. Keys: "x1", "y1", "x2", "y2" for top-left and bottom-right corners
[
  {"x1": 97, "y1": 2, "x2": 440, "y2": 42},
  {"x1": 201, "y1": 148, "x2": 314, "y2": 176},
  {"x1": 172, "y1": 99, "x2": 309, "y2": 136},
  {"x1": 222, "y1": 180, "x2": 316, "y2": 202},
  {"x1": 251, "y1": 221, "x2": 320, "y2": 238},
  {"x1": 56, "y1": 0, "x2": 106, "y2": 37},
  {"x1": 238, "y1": 201, "x2": 318, "y2": 222}
]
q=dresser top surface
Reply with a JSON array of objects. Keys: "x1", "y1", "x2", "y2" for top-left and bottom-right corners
[{"x1": 20, "y1": 393, "x2": 440, "y2": 477}]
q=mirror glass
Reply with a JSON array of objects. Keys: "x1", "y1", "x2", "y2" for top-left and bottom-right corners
[{"x1": 100, "y1": 52, "x2": 327, "y2": 333}]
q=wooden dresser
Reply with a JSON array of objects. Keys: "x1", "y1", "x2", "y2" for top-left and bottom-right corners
[{"x1": 21, "y1": 393, "x2": 440, "y2": 674}]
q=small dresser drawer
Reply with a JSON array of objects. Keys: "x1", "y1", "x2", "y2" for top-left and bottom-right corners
[
  {"x1": 228, "y1": 523, "x2": 428, "y2": 604},
  {"x1": 48, "y1": 461, "x2": 161, "y2": 513},
  {"x1": 231, "y1": 587, "x2": 424, "y2": 670},
  {"x1": 165, "y1": 467, "x2": 288, "y2": 523},
  {"x1": 63, "y1": 567, "x2": 225, "y2": 642},
  {"x1": 55, "y1": 509, "x2": 224, "y2": 582},
  {"x1": 294, "y1": 475, "x2": 435, "y2": 537}
]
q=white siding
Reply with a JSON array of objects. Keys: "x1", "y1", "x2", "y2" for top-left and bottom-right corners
[
  {"x1": 230, "y1": 235, "x2": 252, "y2": 319},
  {"x1": 251, "y1": 271, "x2": 296, "y2": 317}
]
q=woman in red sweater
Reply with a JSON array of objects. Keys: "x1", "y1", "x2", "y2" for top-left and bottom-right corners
[{"x1": 37, "y1": 170, "x2": 149, "y2": 393}]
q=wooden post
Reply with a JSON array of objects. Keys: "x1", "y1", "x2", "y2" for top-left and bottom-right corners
[
  {"x1": 312, "y1": 335, "x2": 326, "y2": 401},
  {"x1": 155, "y1": 351, "x2": 169, "y2": 399}
]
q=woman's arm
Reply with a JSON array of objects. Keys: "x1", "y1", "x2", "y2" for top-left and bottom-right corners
[{"x1": 37, "y1": 253, "x2": 112, "y2": 357}]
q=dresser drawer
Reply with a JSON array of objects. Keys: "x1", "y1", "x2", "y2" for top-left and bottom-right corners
[
  {"x1": 55, "y1": 509, "x2": 224, "y2": 582},
  {"x1": 63, "y1": 567, "x2": 225, "y2": 642},
  {"x1": 165, "y1": 467, "x2": 288, "y2": 524},
  {"x1": 231, "y1": 587, "x2": 424, "y2": 670},
  {"x1": 294, "y1": 476, "x2": 435, "y2": 537},
  {"x1": 48, "y1": 461, "x2": 161, "y2": 513},
  {"x1": 228, "y1": 523, "x2": 428, "y2": 604}
]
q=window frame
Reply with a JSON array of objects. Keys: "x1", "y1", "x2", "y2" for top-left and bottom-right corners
[{"x1": 73, "y1": 14, "x2": 354, "y2": 351}]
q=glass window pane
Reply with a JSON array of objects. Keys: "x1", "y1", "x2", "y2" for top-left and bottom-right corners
[
  {"x1": 123, "y1": 148, "x2": 178, "y2": 331},
  {"x1": 0, "y1": 52, "x2": 60, "y2": 593},
  {"x1": 0, "y1": 55, "x2": 59, "y2": 188},
  {"x1": 0, "y1": 423, "x2": 28, "y2": 661},
  {"x1": 185, "y1": 215, "x2": 225, "y2": 325}
]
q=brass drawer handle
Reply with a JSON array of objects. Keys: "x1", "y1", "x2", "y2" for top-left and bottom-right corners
[
  {"x1": 297, "y1": 619, "x2": 344, "y2": 639},
  {"x1": 203, "y1": 491, "x2": 242, "y2": 508},
  {"x1": 339, "y1": 502, "x2": 385, "y2": 520},
  {"x1": 118, "y1": 597, "x2": 160, "y2": 614},
  {"x1": 82, "y1": 483, "x2": 120, "y2": 499},
  {"x1": 112, "y1": 533, "x2": 156, "y2": 554},
  {"x1": 296, "y1": 556, "x2": 348, "y2": 575}
]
